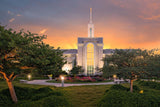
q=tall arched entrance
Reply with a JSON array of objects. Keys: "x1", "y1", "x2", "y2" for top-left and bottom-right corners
[{"x1": 86, "y1": 43, "x2": 94, "y2": 76}]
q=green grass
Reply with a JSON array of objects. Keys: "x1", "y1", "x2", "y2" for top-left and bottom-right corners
[
  {"x1": 0, "y1": 80, "x2": 48, "y2": 91},
  {"x1": 1, "y1": 80, "x2": 160, "y2": 107},
  {"x1": 61, "y1": 85, "x2": 112, "y2": 107},
  {"x1": 0, "y1": 80, "x2": 112, "y2": 107}
]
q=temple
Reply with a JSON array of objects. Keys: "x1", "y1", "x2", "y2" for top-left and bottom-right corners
[{"x1": 62, "y1": 8, "x2": 112, "y2": 76}]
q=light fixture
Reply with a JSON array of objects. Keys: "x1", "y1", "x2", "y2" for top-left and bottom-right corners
[
  {"x1": 28, "y1": 74, "x2": 31, "y2": 80},
  {"x1": 113, "y1": 74, "x2": 117, "y2": 79},
  {"x1": 61, "y1": 76, "x2": 64, "y2": 87}
]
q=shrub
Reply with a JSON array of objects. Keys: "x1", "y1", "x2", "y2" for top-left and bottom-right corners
[
  {"x1": 40, "y1": 95, "x2": 70, "y2": 107},
  {"x1": 16, "y1": 101, "x2": 43, "y2": 107},
  {"x1": 109, "y1": 84, "x2": 140, "y2": 92},
  {"x1": 0, "y1": 86, "x2": 69, "y2": 107},
  {"x1": 9, "y1": 86, "x2": 35, "y2": 100},
  {"x1": 35, "y1": 87, "x2": 53, "y2": 94},
  {"x1": 0, "y1": 94, "x2": 12, "y2": 106},
  {"x1": 18, "y1": 96, "x2": 70, "y2": 107},
  {"x1": 15, "y1": 86, "x2": 36, "y2": 100},
  {"x1": 98, "y1": 90, "x2": 160, "y2": 107},
  {"x1": 31, "y1": 91, "x2": 63, "y2": 101},
  {"x1": 139, "y1": 81, "x2": 160, "y2": 90},
  {"x1": 133, "y1": 85, "x2": 140, "y2": 92},
  {"x1": 109, "y1": 84, "x2": 128, "y2": 91}
]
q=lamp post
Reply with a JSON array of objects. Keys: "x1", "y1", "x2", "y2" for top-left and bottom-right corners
[
  {"x1": 113, "y1": 74, "x2": 117, "y2": 79},
  {"x1": 61, "y1": 76, "x2": 64, "y2": 87},
  {"x1": 113, "y1": 74, "x2": 117, "y2": 83},
  {"x1": 28, "y1": 74, "x2": 31, "y2": 80}
]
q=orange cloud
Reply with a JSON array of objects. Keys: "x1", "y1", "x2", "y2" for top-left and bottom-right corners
[
  {"x1": 139, "y1": 15, "x2": 160, "y2": 20},
  {"x1": 8, "y1": 13, "x2": 160, "y2": 50},
  {"x1": 16, "y1": 14, "x2": 21, "y2": 16},
  {"x1": 9, "y1": 18, "x2": 15, "y2": 22},
  {"x1": 8, "y1": 10, "x2": 14, "y2": 15},
  {"x1": 39, "y1": 29, "x2": 47, "y2": 34}
]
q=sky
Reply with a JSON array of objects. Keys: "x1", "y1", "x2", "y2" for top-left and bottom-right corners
[{"x1": 0, "y1": 0, "x2": 160, "y2": 49}]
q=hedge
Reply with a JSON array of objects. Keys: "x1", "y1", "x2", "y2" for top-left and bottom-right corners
[
  {"x1": 98, "y1": 84, "x2": 160, "y2": 107},
  {"x1": 0, "y1": 86, "x2": 70, "y2": 107},
  {"x1": 139, "y1": 81, "x2": 160, "y2": 90}
]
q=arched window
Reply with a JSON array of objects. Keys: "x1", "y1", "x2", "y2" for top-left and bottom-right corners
[{"x1": 87, "y1": 43, "x2": 94, "y2": 75}]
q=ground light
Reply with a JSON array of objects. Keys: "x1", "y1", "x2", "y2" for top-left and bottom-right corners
[
  {"x1": 140, "y1": 90, "x2": 143, "y2": 94},
  {"x1": 61, "y1": 76, "x2": 64, "y2": 87}
]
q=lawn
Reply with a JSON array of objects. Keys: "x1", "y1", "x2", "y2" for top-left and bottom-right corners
[
  {"x1": 1, "y1": 80, "x2": 160, "y2": 107},
  {"x1": 61, "y1": 85, "x2": 112, "y2": 107},
  {"x1": 0, "y1": 80, "x2": 112, "y2": 107},
  {"x1": 0, "y1": 80, "x2": 48, "y2": 91}
]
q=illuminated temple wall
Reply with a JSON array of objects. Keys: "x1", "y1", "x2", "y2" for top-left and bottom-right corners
[
  {"x1": 77, "y1": 37, "x2": 103, "y2": 75},
  {"x1": 62, "y1": 40, "x2": 114, "y2": 76}
]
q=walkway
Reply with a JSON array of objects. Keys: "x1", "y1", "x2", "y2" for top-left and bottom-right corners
[{"x1": 26, "y1": 80, "x2": 115, "y2": 87}]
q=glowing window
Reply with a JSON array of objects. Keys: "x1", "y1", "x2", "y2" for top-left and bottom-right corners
[{"x1": 87, "y1": 43, "x2": 94, "y2": 75}]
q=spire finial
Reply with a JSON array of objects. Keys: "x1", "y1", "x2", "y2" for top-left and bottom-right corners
[{"x1": 90, "y1": 8, "x2": 92, "y2": 23}]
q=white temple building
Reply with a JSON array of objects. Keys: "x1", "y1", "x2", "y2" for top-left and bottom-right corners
[{"x1": 62, "y1": 8, "x2": 113, "y2": 76}]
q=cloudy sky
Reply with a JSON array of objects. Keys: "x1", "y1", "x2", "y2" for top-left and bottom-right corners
[{"x1": 0, "y1": 0, "x2": 160, "y2": 49}]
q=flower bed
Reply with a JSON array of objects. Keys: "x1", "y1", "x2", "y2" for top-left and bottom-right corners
[{"x1": 55, "y1": 76, "x2": 107, "y2": 83}]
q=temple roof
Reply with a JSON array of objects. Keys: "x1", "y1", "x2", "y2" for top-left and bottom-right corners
[
  {"x1": 78, "y1": 37, "x2": 103, "y2": 44},
  {"x1": 62, "y1": 49, "x2": 77, "y2": 54},
  {"x1": 62, "y1": 49, "x2": 115, "y2": 54},
  {"x1": 103, "y1": 49, "x2": 114, "y2": 54}
]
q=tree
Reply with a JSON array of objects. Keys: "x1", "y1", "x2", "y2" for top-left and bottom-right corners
[
  {"x1": 20, "y1": 43, "x2": 66, "y2": 78},
  {"x1": 102, "y1": 49, "x2": 154, "y2": 92},
  {"x1": 0, "y1": 25, "x2": 46, "y2": 103},
  {"x1": 70, "y1": 66, "x2": 84, "y2": 76},
  {"x1": 0, "y1": 25, "x2": 65, "y2": 103}
]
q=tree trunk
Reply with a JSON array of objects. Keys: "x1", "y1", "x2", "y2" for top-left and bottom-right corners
[
  {"x1": 130, "y1": 79, "x2": 133, "y2": 92},
  {"x1": 6, "y1": 81, "x2": 18, "y2": 103}
]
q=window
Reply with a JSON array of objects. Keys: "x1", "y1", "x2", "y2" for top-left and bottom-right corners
[
  {"x1": 90, "y1": 28, "x2": 92, "y2": 37},
  {"x1": 87, "y1": 43, "x2": 94, "y2": 75}
]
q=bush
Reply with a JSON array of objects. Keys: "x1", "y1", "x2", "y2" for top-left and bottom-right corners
[
  {"x1": 109, "y1": 84, "x2": 140, "y2": 92},
  {"x1": 133, "y1": 85, "x2": 140, "y2": 92},
  {"x1": 109, "y1": 84, "x2": 128, "y2": 91},
  {"x1": 35, "y1": 87, "x2": 53, "y2": 94},
  {"x1": 31, "y1": 91, "x2": 63, "y2": 101},
  {"x1": 0, "y1": 86, "x2": 69, "y2": 107},
  {"x1": 15, "y1": 86, "x2": 36, "y2": 100},
  {"x1": 0, "y1": 94, "x2": 12, "y2": 106},
  {"x1": 18, "y1": 96, "x2": 70, "y2": 107},
  {"x1": 40, "y1": 95, "x2": 70, "y2": 107},
  {"x1": 16, "y1": 101, "x2": 43, "y2": 107},
  {"x1": 139, "y1": 81, "x2": 160, "y2": 90},
  {"x1": 98, "y1": 90, "x2": 160, "y2": 107}
]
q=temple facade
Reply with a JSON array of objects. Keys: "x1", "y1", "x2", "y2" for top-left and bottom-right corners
[{"x1": 62, "y1": 8, "x2": 112, "y2": 76}]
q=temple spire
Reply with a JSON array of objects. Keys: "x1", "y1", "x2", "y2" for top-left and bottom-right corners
[
  {"x1": 88, "y1": 8, "x2": 94, "y2": 38},
  {"x1": 90, "y1": 8, "x2": 92, "y2": 23}
]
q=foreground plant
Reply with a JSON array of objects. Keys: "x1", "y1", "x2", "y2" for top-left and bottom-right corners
[
  {"x1": 0, "y1": 25, "x2": 65, "y2": 103},
  {"x1": 102, "y1": 49, "x2": 160, "y2": 92}
]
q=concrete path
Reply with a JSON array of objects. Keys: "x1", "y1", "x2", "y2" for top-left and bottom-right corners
[{"x1": 26, "y1": 80, "x2": 115, "y2": 87}]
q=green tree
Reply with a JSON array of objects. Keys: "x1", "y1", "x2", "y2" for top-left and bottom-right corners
[
  {"x1": 102, "y1": 49, "x2": 154, "y2": 92},
  {"x1": 20, "y1": 43, "x2": 66, "y2": 78},
  {"x1": 70, "y1": 66, "x2": 84, "y2": 76},
  {"x1": 145, "y1": 49, "x2": 160, "y2": 79},
  {"x1": 0, "y1": 25, "x2": 65, "y2": 103},
  {"x1": 0, "y1": 25, "x2": 46, "y2": 103}
]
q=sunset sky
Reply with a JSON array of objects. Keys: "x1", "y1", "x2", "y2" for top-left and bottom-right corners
[{"x1": 0, "y1": 0, "x2": 160, "y2": 49}]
